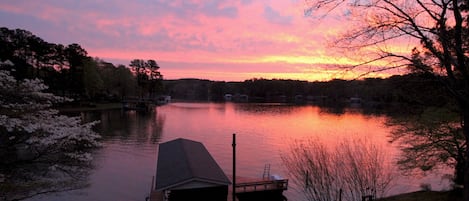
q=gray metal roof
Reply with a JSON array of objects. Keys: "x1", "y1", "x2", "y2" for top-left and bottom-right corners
[{"x1": 155, "y1": 138, "x2": 231, "y2": 191}]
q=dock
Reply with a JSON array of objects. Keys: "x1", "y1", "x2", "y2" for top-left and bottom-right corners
[
  {"x1": 235, "y1": 176, "x2": 288, "y2": 194},
  {"x1": 150, "y1": 137, "x2": 288, "y2": 201},
  {"x1": 122, "y1": 96, "x2": 170, "y2": 111},
  {"x1": 149, "y1": 176, "x2": 288, "y2": 201},
  {"x1": 121, "y1": 98, "x2": 154, "y2": 111}
]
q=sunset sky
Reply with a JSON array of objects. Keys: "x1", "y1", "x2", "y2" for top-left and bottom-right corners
[{"x1": 0, "y1": 0, "x2": 411, "y2": 81}]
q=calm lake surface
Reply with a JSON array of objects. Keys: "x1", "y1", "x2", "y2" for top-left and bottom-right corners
[{"x1": 30, "y1": 102, "x2": 449, "y2": 201}]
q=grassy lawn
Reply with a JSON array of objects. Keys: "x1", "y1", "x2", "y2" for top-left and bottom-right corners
[{"x1": 378, "y1": 190, "x2": 462, "y2": 201}]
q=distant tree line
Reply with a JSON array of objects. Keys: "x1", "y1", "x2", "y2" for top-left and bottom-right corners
[
  {"x1": 0, "y1": 27, "x2": 162, "y2": 103},
  {"x1": 163, "y1": 74, "x2": 452, "y2": 114}
]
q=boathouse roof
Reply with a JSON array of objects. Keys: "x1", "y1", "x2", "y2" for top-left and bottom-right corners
[{"x1": 155, "y1": 138, "x2": 231, "y2": 191}]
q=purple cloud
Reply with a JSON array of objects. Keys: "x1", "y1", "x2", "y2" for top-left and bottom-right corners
[{"x1": 263, "y1": 5, "x2": 293, "y2": 25}]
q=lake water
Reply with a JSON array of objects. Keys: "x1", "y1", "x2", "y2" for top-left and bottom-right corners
[{"x1": 30, "y1": 102, "x2": 450, "y2": 201}]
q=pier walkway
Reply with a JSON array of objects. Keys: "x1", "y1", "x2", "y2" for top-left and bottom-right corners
[
  {"x1": 149, "y1": 176, "x2": 288, "y2": 201},
  {"x1": 235, "y1": 178, "x2": 288, "y2": 193}
]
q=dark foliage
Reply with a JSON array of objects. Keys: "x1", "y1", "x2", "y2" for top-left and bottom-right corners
[{"x1": 0, "y1": 27, "x2": 160, "y2": 102}]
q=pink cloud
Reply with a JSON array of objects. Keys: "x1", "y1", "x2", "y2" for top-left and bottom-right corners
[{"x1": 0, "y1": 0, "x2": 409, "y2": 81}]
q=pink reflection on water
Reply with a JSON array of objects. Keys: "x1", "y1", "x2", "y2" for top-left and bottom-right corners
[
  {"x1": 34, "y1": 103, "x2": 452, "y2": 201},
  {"x1": 38, "y1": 103, "x2": 451, "y2": 201},
  {"x1": 155, "y1": 103, "x2": 450, "y2": 200}
]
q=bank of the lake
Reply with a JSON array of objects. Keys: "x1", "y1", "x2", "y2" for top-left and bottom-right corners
[
  {"x1": 379, "y1": 190, "x2": 462, "y2": 201},
  {"x1": 57, "y1": 102, "x2": 122, "y2": 112}
]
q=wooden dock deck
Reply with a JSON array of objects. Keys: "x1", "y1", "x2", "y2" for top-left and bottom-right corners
[
  {"x1": 149, "y1": 176, "x2": 288, "y2": 201},
  {"x1": 235, "y1": 178, "x2": 288, "y2": 193}
]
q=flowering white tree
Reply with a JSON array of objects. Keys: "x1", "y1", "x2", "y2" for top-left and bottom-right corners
[{"x1": 0, "y1": 69, "x2": 101, "y2": 200}]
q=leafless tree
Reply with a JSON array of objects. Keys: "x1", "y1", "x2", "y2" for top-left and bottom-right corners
[
  {"x1": 304, "y1": 0, "x2": 469, "y2": 198},
  {"x1": 282, "y1": 138, "x2": 394, "y2": 201}
]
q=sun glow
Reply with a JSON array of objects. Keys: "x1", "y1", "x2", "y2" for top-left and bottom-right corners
[
  {"x1": 4, "y1": 0, "x2": 416, "y2": 82},
  {"x1": 225, "y1": 55, "x2": 358, "y2": 66}
]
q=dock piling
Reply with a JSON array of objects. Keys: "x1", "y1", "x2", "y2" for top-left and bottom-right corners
[{"x1": 232, "y1": 133, "x2": 236, "y2": 201}]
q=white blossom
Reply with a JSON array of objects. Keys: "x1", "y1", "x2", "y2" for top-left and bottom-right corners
[{"x1": 0, "y1": 69, "x2": 101, "y2": 184}]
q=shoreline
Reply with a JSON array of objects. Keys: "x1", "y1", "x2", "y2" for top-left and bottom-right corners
[
  {"x1": 56, "y1": 102, "x2": 123, "y2": 112},
  {"x1": 378, "y1": 190, "x2": 462, "y2": 201}
]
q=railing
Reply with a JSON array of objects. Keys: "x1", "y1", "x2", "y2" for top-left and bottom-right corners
[{"x1": 235, "y1": 179, "x2": 288, "y2": 193}]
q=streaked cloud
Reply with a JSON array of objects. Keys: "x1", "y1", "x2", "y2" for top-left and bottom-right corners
[
  {"x1": 0, "y1": 0, "x2": 407, "y2": 81},
  {"x1": 263, "y1": 5, "x2": 293, "y2": 25}
]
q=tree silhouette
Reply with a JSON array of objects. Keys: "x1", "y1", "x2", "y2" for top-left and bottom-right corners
[
  {"x1": 129, "y1": 59, "x2": 163, "y2": 98},
  {"x1": 64, "y1": 43, "x2": 88, "y2": 96},
  {"x1": 305, "y1": 0, "x2": 469, "y2": 197}
]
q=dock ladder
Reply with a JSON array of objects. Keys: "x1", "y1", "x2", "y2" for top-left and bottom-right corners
[{"x1": 263, "y1": 164, "x2": 271, "y2": 179}]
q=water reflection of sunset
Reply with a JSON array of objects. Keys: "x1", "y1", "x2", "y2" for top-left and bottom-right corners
[
  {"x1": 158, "y1": 103, "x2": 406, "y2": 200},
  {"x1": 50, "y1": 103, "x2": 451, "y2": 201}
]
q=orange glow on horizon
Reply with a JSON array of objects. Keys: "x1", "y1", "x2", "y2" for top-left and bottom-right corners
[
  {"x1": 161, "y1": 68, "x2": 394, "y2": 82},
  {"x1": 91, "y1": 47, "x2": 402, "y2": 82},
  {"x1": 1, "y1": 1, "x2": 416, "y2": 82}
]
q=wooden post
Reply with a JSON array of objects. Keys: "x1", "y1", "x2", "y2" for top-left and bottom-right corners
[
  {"x1": 339, "y1": 188, "x2": 342, "y2": 201},
  {"x1": 304, "y1": 170, "x2": 309, "y2": 190},
  {"x1": 232, "y1": 133, "x2": 236, "y2": 201}
]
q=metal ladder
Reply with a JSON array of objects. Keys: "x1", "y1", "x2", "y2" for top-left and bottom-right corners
[{"x1": 262, "y1": 164, "x2": 270, "y2": 179}]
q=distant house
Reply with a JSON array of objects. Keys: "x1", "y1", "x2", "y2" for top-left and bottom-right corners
[
  {"x1": 294, "y1": 95, "x2": 304, "y2": 103},
  {"x1": 157, "y1": 95, "x2": 171, "y2": 105},
  {"x1": 224, "y1": 94, "x2": 233, "y2": 101},
  {"x1": 235, "y1": 94, "x2": 249, "y2": 102},
  {"x1": 224, "y1": 94, "x2": 249, "y2": 102},
  {"x1": 155, "y1": 138, "x2": 231, "y2": 201},
  {"x1": 349, "y1": 97, "x2": 362, "y2": 107}
]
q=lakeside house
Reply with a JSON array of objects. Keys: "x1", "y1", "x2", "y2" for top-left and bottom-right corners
[{"x1": 157, "y1": 95, "x2": 171, "y2": 105}]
